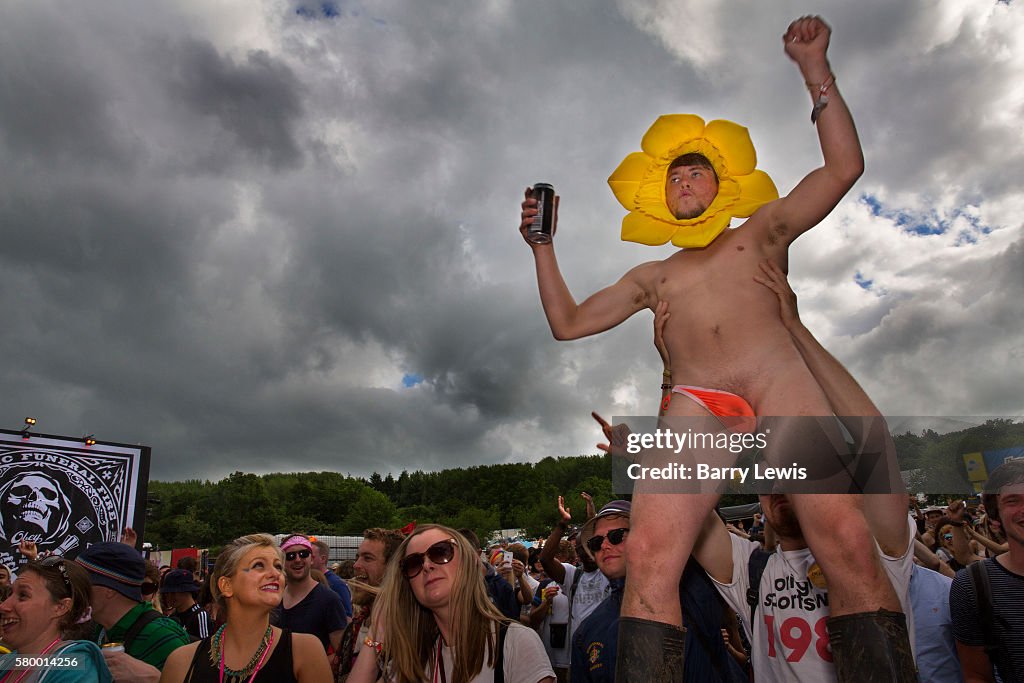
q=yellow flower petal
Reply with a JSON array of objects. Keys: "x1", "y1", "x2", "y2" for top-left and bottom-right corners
[
  {"x1": 621, "y1": 212, "x2": 674, "y2": 246},
  {"x1": 608, "y1": 152, "x2": 649, "y2": 208},
  {"x1": 640, "y1": 114, "x2": 707, "y2": 159},
  {"x1": 703, "y1": 119, "x2": 757, "y2": 176},
  {"x1": 731, "y1": 171, "x2": 779, "y2": 216},
  {"x1": 670, "y1": 212, "x2": 731, "y2": 248}
]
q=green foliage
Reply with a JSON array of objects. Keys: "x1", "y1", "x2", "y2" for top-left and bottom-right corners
[
  {"x1": 141, "y1": 421, "x2": 1022, "y2": 549},
  {"x1": 341, "y1": 488, "x2": 398, "y2": 534},
  {"x1": 145, "y1": 455, "x2": 615, "y2": 549},
  {"x1": 896, "y1": 419, "x2": 1024, "y2": 496},
  {"x1": 443, "y1": 505, "x2": 501, "y2": 545}
]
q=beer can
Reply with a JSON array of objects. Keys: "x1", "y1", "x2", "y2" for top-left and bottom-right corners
[{"x1": 527, "y1": 183, "x2": 555, "y2": 244}]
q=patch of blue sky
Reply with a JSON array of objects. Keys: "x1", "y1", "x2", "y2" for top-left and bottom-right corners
[
  {"x1": 954, "y1": 230, "x2": 979, "y2": 246},
  {"x1": 858, "y1": 193, "x2": 994, "y2": 241},
  {"x1": 293, "y1": 2, "x2": 387, "y2": 25},
  {"x1": 402, "y1": 373, "x2": 423, "y2": 388},
  {"x1": 861, "y1": 194, "x2": 883, "y2": 217},
  {"x1": 854, "y1": 271, "x2": 873, "y2": 290},
  {"x1": 295, "y1": 2, "x2": 341, "y2": 19}
]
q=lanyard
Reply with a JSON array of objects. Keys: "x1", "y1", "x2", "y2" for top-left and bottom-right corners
[
  {"x1": 218, "y1": 630, "x2": 274, "y2": 683},
  {"x1": 2, "y1": 638, "x2": 62, "y2": 683},
  {"x1": 432, "y1": 638, "x2": 447, "y2": 683}
]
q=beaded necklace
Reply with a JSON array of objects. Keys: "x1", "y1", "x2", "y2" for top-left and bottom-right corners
[{"x1": 209, "y1": 625, "x2": 274, "y2": 683}]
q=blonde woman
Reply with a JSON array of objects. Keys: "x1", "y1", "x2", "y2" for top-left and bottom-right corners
[
  {"x1": 159, "y1": 534, "x2": 332, "y2": 683},
  {"x1": 349, "y1": 524, "x2": 553, "y2": 683}
]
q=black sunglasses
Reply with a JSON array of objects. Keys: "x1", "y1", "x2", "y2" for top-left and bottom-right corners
[
  {"x1": 39, "y1": 556, "x2": 73, "y2": 595},
  {"x1": 141, "y1": 581, "x2": 159, "y2": 595},
  {"x1": 285, "y1": 549, "x2": 312, "y2": 561},
  {"x1": 400, "y1": 539, "x2": 457, "y2": 579},
  {"x1": 587, "y1": 527, "x2": 629, "y2": 554}
]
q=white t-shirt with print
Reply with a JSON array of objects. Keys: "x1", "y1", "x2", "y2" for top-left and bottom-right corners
[
  {"x1": 709, "y1": 518, "x2": 915, "y2": 682},
  {"x1": 559, "y1": 563, "x2": 610, "y2": 646}
]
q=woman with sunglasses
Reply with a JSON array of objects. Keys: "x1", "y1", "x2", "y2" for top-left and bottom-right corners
[
  {"x1": 159, "y1": 534, "x2": 332, "y2": 683},
  {"x1": 349, "y1": 524, "x2": 554, "y2": 683},
  {"x1": 0, "y1": 557, "x2": 112, "y2": 682}
]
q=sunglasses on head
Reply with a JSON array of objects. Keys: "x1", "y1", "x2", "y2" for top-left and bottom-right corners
[
  {"x1": 400, "y1": 539, "x2": 457, "y2": 579},
  {"x1": 39, "y1": 556, "x2": 73, "y2": 595},
  {"x1": 587, "y1": 527, "x2": 629, "y2": 554},
  {"x1": 285, "y1": 549, "x2": 311, "y2": 561}
]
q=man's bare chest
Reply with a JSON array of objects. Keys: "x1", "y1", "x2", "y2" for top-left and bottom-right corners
[{"x1": 648, "y1": 229, "x2": 769, "y2": 301}]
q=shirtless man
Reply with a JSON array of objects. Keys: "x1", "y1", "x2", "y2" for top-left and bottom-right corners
[{"x1": 520, "y1": 16, "x2": 913, "y2": 682}]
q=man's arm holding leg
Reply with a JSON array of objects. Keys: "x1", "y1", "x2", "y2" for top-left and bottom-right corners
[
  {"x1": 754, "y1": 259, "x2": 908, "y2": 556},
  {"x1": 692, "y1": 510, "x2": 735, "y2": 586}
]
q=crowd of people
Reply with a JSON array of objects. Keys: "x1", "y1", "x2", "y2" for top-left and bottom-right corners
[{"x1": 0, "y1": 477, "x2": 1019, "y2": 682}]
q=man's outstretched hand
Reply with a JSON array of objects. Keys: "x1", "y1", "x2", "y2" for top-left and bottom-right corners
[{"x1": 592, "y1": 411, "x2": 632, "y2": 460}]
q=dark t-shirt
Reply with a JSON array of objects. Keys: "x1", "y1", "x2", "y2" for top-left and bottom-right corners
[
  {"x1": 950, "y1": 557, "x2": 1024, "y2": 683},
  {"x1": 324, "y1": 569, "x2": 353, "y2": 619},
  {"x1": 271, "y1": 582, "x2": 346, "y2": 651},
  {"x1": 483, "y1": 566, "x2": 521, "y2": 620},
  {"x1": 173, "y1": 602, "x2": 214, "y2": 641}
]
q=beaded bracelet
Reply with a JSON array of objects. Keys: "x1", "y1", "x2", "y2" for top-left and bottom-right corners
[
  {"x1": 364, "y1": 636, "x2": 384, "y2": 654},
  {"x1": 807, "y1": 72, "x2": 836, "y2": 123}
]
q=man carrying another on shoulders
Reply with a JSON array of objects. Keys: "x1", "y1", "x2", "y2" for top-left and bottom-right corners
[{"x1": 520, "y1": 16, "x2": 912, "y2": 681}]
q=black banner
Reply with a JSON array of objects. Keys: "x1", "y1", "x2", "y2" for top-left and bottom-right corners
[{"x1": 0, "y1": 429, "x2": 149, "y2": 571}]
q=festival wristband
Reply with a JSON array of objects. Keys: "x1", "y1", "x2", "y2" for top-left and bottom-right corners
[{"x1": 363, "y1": 637, "x2": 384, "y2": 655}]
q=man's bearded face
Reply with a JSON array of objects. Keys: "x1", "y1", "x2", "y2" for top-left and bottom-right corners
[
  {"x1": 351, "y1": 539, "x2": 388, "y2": 606},
  {"x1": 665, "y1": 165, "x2": 719, "y2": 220}
]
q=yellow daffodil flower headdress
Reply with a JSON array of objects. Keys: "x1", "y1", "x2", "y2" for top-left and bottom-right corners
[{"x1": 608, "y1": 114, "x2": 779, "y2": 248}]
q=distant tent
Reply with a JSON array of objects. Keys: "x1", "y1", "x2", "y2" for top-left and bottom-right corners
[{"x1": 718, "y1": 502, "x2": 761, "y2": 522}]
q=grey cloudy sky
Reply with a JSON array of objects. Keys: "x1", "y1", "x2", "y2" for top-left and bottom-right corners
[{"x1": 1, "y1": 0, "x2": 1021, "y2": 482}]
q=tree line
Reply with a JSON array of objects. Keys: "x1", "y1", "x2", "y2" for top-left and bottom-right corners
[
  {"x1": 145, "y1": 419, "x2": 1022, "y2": 551},
  {"x1": 145, "y1": 454, "x2": 617, "y2": 550}
]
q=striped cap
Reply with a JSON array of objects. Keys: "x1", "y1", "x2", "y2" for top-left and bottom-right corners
[{"x1": 75, "y1": 542, "x2": 146, "y2": 602}]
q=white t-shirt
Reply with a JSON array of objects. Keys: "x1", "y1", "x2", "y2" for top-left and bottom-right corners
[
  {"x1": 435, "y1": 621, "x2": 554, "y2": 683},
  {"x1": 520, "y1": 572, "x2": 540, "y2": 618},
  {"x1": 709, "y1": 518, "x2": 915, "y2": 682},
  {"x1": 559, "y1": 563, "x2": 610, "y2": 646}
]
